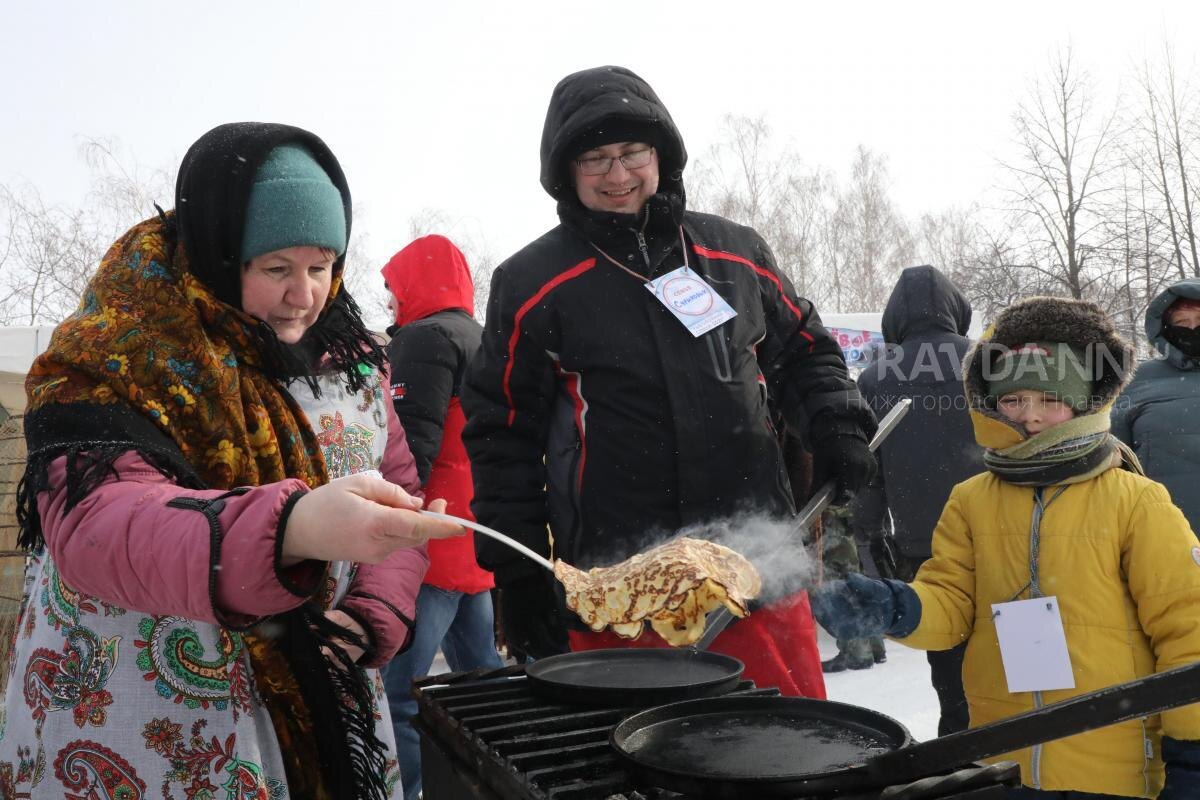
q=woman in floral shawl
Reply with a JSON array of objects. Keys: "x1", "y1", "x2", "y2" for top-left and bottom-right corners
[{"x1": 0, "y1": 122, "x2": 462, "y2": 800}]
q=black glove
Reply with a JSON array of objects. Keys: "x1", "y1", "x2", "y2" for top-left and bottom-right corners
[
  {"x1": 495, "y1": 571, "x2": 570, "y2": 661},
  {"x1": 1161, "y1": 736, "x2": 1200, "y2": 799},
  {"x1": 812, "y1": 434, "x2": 876, "y2": 504},
  {"x1": 810, "y1": 572, "x2": 921, "y2": 640}
]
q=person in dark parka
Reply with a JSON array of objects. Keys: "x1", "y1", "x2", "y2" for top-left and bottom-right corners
[
  {"x1": 462, "y1": 65, "x2": 877, "y2": 697},
  {"x1": 1112, "y1": 278, "x2": 1200, "y2": 536},
  {"x1": 848, "y1": 264, "x2": 981, "y2": 735}
]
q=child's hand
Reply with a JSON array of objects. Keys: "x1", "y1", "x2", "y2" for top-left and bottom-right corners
[{"x1": 811, "y1": 573, "x2": 922, "y2": 639}]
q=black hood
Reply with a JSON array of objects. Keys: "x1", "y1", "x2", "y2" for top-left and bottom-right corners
[
  {"x1": 173, "y1": 122, "x2": 382, "y2": 393},
  {"x1": 175, "y1": 121, "x2": 353, "y2": 309},
  {"x1": 881, "y1": 265, "x2": 972, "y2": 344},
  {"x1": 539, "y1": 65, "x2": 687, "y2": 204}
]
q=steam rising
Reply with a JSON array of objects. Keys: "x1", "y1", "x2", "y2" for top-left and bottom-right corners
[{"x1": 678, "y1": 511, "x2": 818, "y2": 605}]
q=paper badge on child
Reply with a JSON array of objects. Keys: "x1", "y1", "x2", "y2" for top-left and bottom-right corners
[
  {"x1": 992, "y1": 596, "x2": 1075, "y2": 693},
  {"x1": 646, "y1": 266, "x2": 737, "y2": 337}
]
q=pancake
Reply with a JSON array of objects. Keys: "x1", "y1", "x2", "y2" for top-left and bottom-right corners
[{"x1": 554, "y1": 537, "x2": 762, "y2": 646}]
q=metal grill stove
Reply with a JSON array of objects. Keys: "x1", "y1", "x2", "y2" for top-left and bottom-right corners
[{"x1": 412, "y1": 666, "x2": 1018, "y2": 800}]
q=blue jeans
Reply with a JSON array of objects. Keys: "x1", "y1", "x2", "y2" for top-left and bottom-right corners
[{"x1": 383, "y1": 585, "x2": 503, "y2": 800}]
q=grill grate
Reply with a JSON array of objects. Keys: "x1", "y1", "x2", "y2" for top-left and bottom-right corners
[
  {"x1": 413, "y1": 665, "x2": 1018, "y2": 800},
  {"x1": 414, "y1": 665, "x2": 775, "y2": 799}
]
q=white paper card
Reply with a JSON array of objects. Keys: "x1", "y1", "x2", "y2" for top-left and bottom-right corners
[
  {"x1": 646, "y1": 266, "x2": 738, "y2": 337},
  {"x1": 992, "y1": 596, "x2": 1075, "y2": 693}
]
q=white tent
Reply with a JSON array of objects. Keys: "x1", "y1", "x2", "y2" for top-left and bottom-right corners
[{"x1": 0, "y1": 326, "x2": 56, "y2": 415}]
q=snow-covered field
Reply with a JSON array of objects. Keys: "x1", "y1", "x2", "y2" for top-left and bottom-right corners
[{"x1": 816, "y1": 627, "x2": 940, "y2": 742}]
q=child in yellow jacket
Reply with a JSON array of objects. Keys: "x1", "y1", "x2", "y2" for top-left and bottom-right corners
[{"x1": 814, "y1": 296, "x2": 1200, "y2": 799}]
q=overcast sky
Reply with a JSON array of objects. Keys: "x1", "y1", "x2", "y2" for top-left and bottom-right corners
[{"x1": 3, "y1": 0, "x2": 1199, "y2": 291}]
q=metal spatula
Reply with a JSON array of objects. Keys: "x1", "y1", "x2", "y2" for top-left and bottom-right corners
[{"x1": 418, "y1": 510, "x2": 556, "y2": 573}]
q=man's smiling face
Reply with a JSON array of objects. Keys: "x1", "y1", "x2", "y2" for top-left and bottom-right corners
[{"x1": 572, "y1": 142, "x2": 659, "y2": 214}]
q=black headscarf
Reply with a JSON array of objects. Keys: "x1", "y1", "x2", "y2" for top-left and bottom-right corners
[{"x1": 174, "y1": 122, "x2": 384, "y2": 393}]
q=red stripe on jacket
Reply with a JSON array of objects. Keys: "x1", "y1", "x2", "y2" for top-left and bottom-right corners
[
  {"x1": 691, "y1": 244, "x2": 814, "y2": 343},
  {"x1": 504, "y1": 258, "x2": 598, "y2": 426}
]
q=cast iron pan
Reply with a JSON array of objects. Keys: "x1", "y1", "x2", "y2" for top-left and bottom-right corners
[
  {"x1": 612, "y1": 695, "x2": 911, "y2": 797},
  {"x1": 612, "y1": 658, "x2": 1200, "y2": 798},
  {"x1": 525, "y1": 648, "x2": 744, "y2": 707}
]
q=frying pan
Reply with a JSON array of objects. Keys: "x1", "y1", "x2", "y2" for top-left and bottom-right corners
[
  {"x1": 525, "y1": 648, "x2": 744, "y2": 707},
  {"x1": 612, "y1": 658, "x2": 1200, "y2": 798}
]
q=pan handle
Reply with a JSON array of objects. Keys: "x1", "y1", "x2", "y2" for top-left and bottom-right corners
[
  {"x1": 692, "y1": 399, "x2": 914, "y2": 651},
  {"x1": 864, "y1": 658, "x2": 1200, "y2": 783}
]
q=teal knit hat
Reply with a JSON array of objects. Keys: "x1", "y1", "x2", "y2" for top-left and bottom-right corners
[
  {"x1": 240, "y1": 144, "x2": 347, "y2": 263},
  {"x1": 986, "y1": 341, "x2": 1093, "y2": 410}
]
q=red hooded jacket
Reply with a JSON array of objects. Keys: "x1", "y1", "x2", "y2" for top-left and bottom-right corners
[{"x1": 381, "y1": 235, "x2": 493, "y2": 593}]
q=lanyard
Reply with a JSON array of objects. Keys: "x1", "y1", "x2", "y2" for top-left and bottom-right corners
[{"x1": 590, "y1": 226, "x2": 690, "y2": 283}]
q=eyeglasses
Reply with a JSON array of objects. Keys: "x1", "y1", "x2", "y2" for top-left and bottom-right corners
[{"x1": 574, "y1": 146, "x2": 655, "y2": 176}]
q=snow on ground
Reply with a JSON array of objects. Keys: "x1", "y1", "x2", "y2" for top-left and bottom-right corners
[{"x1": 816, "y1": 627, "x2": 940, "y2": 743}]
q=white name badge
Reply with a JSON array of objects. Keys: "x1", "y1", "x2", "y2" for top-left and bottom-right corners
[
  {"x1": 991, "y1": 596, "x2": 1075, "y2": 693},
  {"x1": 646, "y1": 266, "x2": 738, "y2": 337}
]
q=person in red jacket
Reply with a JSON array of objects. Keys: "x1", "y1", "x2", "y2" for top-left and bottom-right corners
[{"x1": 379, "y1": 234, "x2": 502, "y2": 800}]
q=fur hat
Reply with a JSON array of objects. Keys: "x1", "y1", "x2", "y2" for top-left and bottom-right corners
[{"x1": 964, "y1": 296, "x2": 1134, "y2": 415}]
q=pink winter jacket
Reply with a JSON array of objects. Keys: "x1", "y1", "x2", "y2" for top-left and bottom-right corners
[{"x1": 37, "y1": 393, "x2": 429, "y2": 669}]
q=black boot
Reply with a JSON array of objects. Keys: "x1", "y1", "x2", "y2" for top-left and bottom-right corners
[
  {"x1": 823, "y1": 642, "x2": 873, "y2": 672},
  {"x1": 871, "y1": 637, "x2": 887, "y2": 664}
]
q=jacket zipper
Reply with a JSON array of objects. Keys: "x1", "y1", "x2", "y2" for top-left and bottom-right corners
[
  {"x1": 1031, "y1": 689, "x2": 1045, "y2": 787},
  {"x1": 567, "y1": 437, "x2": 585, "y2": 565},
  {"x1": 1025, "y1": 485, "x2": 1066, "y2": 788},
  {"x1": 635, "y1": 230, "x2": 652, "y2": 272},
  {"x1": 1141, "y1": 720, "x2": 1152, "y2": 796}
]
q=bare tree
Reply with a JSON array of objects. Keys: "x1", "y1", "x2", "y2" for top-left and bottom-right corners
[
  {"x1": 823, "y1": 147, "x2": 915, "y2": 311},
  {"x1": 340, "y1": 226, "x2": 393, "y2": 332},
  {"x1": 1001, "y1": 48, "x2": 1122, "y2": 299},
  {"x1": 1129, "y1": 46, "x2": 1200, "y2": 280},
  {"x1": 80, "y1": 136, "x2": 175, "y2": 237},
  {"x1": 0, "y1": 137, "x2": 177, "y2": 326},
  {"x1": 689, "y1": 115, "x2": 840, "y2": 308},
  {"x1": 0, "y1": 184, "x2": 98, "y2": 325}
]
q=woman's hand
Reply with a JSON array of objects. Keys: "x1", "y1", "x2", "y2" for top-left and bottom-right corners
[{"x1": 281, "y1": 473, "x2": 463, "y2": 566}]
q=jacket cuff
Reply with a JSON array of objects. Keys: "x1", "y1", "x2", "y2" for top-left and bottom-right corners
[
  {"x1": 273, "y1": 489, "x2": 326, "y2": 597},
  {"x1": 339, "y1": 590, "x2": 417, "y2": 668}
]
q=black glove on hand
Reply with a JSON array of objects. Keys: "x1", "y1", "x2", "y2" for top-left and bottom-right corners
[
  {"x1": 812, "y1": 434, "x2": 876, "y2": 505},
  {"x1": 1160, "y1": 736, "x2": 1200, "y2": 800},
  {"x1": 810, "y1": 572, "x2": 921, "y2": 641},
  {"x1": 496, "y1": 571, "x2": 570, "y2": 661}
]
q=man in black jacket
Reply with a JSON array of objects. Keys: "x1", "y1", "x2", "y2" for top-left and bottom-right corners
[
  {"x1": 462, "y1": 65, "x2": 876, "y2": 696},
  {"x1": 850, "y1": 264, "x2": 981, "y2": 734}
]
